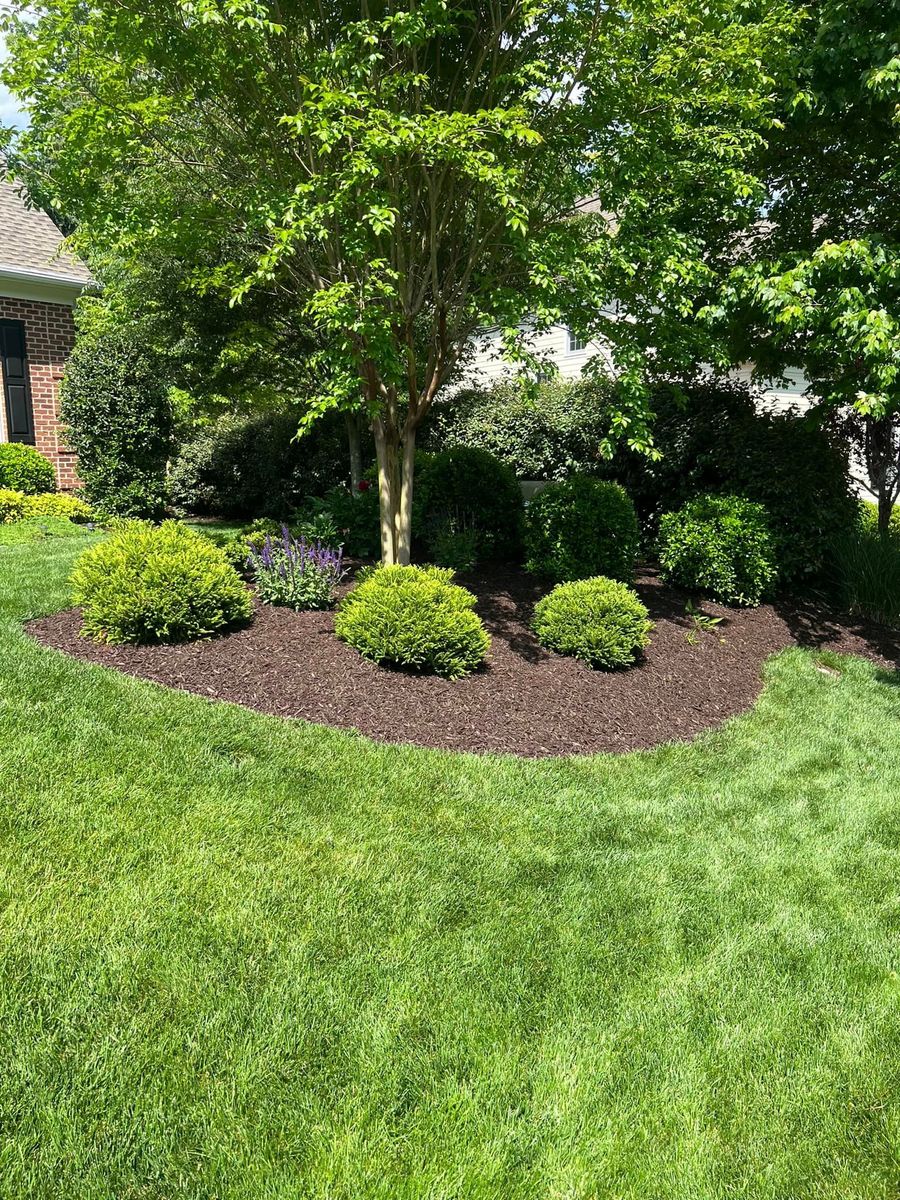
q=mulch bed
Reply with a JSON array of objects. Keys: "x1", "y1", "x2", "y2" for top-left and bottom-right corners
[{"x1": 26, "y1": 566, "x2": 900, "y2": 757}]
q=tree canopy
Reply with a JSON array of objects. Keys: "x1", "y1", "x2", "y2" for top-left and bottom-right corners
[
  {"x1": 712, "y1": 0, "x2": 900, "y2": 527},
  {"x1": 3, "y1": 0, "x2": 798, "y2": 559}
]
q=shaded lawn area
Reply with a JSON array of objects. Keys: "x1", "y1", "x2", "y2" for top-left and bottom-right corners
[{"x1": 1, "y1": 539, "x2": 899, "y2": 1199}]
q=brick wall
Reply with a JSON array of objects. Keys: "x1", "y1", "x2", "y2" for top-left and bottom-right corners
[{"x1": 0, "y1": 295, "x2": 78, "y2": 490}]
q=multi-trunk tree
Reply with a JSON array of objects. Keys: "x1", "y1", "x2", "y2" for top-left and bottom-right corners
[{"x1": 3, "y1": 0, "x2": 797, "y2": 561}]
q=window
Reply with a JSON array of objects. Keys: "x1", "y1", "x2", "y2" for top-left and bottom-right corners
[{"x1": 567, "y1": 330, "x2": 588, "y2": 352}]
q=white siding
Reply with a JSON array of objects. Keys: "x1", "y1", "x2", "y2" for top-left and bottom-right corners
[
  {"x1": 463, "y1": 324, "x2": 614, "y2": 388},
  {"x1": 461, "y1": 326, "x2": 812, "y2": 412}
]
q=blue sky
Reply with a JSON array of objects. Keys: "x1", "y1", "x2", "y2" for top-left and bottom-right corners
[{"x1": 0, "y1": 30, "x2": 27, "y2": 130}]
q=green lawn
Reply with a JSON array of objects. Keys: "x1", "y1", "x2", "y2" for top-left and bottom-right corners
[{"x1": 1, "y1": 539, "x2": 899, "y2": 1199}]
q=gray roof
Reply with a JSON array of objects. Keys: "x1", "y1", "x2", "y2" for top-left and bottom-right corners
[{"x1": 0, "y1": 175, "x2": 91, "y2": 284}]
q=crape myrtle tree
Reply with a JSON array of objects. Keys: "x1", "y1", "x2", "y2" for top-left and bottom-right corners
[
  {"x1": 3, "y1": 0, "x2": 797, "y2": 563},
  {"x1": 712, "y1": 0, "x2": 900, "y2": 533}
]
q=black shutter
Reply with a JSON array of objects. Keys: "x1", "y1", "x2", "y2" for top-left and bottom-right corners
[{"x1": 0, "y1": 320, "x2": 35, "y2": 444}]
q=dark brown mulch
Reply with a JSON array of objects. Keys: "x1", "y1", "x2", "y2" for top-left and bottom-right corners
[{"x1": 26, "y1": 567, "x2": 900, "y2": 758}]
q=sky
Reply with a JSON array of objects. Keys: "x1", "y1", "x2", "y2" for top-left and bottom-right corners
[{"x1": 0, "y1": 25, "x2": 28, "y2": 131}]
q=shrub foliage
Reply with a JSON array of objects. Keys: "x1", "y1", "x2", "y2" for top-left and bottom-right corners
[
  {"x1": 0, "y1": 489, "x2": 94, "y2": 524},
  {"x1": 0, "y1": 489, "x2": 28, "y2": 522},
  {"x1": 335, "y1": 564, "x2": 490, "y2": 678},
  {"x1": 0, "y1": 444, "x2": 56, "y2": 494},
  {"x1": 415, "y1": 446, "x2": 524, "y2": 563},
  {"x1": 657, "y1": 493, "x2": 778, "y2": 606},
  {"x1": 533, "y1": 576, "x2": 652, "y2": 669},
  {"x1": 169, "y1": 409, "x2": 354, "y2": 519},
  {"x1": 22, "y1": 493, "x2": 94, "y2": 523},
  {"x1": 525, "y1": 476, "x2": 639, "y2": 583},
  {"x1": 607, "y1": 379, "x2": 855, "y2": 585},
  {"x1": 71, "y1": 521, "x2": 251, "y2": 643},
  {"x1": 423, "y1": 378, "x2": 616, "y2": 481},
  {"x1": 60, "y1": 328, "x2": 173, "y2": 518}
]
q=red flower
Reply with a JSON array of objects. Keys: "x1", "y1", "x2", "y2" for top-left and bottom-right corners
[{"x1": 357, "y1": 480, "x2": 371, "y2": 492}]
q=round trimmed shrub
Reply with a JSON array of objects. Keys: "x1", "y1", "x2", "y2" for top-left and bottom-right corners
[
  {"x1": 415, "y1": 446, "x2": 524, "y2": 563},
  {"x1": 334, "y1": 564, "x2": 490, "y2": 678},
  {"x1": 533, "y1": 576, "x2": 652, "y2": 669},
  {"x1": 71, "y1": 521, "x2": 252, "y2": 644},
  {"x1": 0, "y1": 444, "x2": 55, "y2": 494},
  {"x1": 657, "y1": 493, "x2": 777, "y2": 606},
  {"x1": 525, "y1": 476, "x2": 639, "y2": 583}
]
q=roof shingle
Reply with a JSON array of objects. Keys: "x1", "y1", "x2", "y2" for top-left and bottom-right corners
[{"x1": 0, "y1": 175, "x2": 91, "y2": 284}]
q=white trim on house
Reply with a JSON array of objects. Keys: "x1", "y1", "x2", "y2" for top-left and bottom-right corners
[{"x1": 0, "y1": 264, "x2": 85, "y2": 307}]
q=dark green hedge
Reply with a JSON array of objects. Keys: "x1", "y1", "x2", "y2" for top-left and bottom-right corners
[
  {"x1": 169, "y1": 409, "x2": 354, "y2": 519},
  {"x1": 60, "y1": 328, "x2": 173, "y2": 518}
]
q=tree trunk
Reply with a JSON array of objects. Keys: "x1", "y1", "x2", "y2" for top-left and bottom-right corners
[
  {"x1": 397, "y1": 425, "x2": 416, "y2": 564},
  {"x1": 866, "y1": 414, "x2": 895, "y2": 536},
  {"x1": 345, "y1": 412, "x2": 363, "y2": 493},
  {"x1": 878, "y1": 491, "x2": 894, "y2": 537},
  {"x1": 373, "y1": 416, "x2": 400, "y2": 564},
  {"x1": 372, "y1": 416, "x2": 416, "y2": 565}
]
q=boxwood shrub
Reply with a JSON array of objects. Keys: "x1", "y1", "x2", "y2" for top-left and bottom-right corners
[
  {"x1": 525, "y1": 476, "x2": 639, "y2": 583},
  {"x1": 657, "y1": 493, "x2": 777, "y2": 606},
  {"x1": 71, "y1": 521, "x2": 252, "y2": 643},
  {"x1": 334, "y1": 564, "x2": 490, "y2": 678},
  {"x1": 415, "y1": 446, "x2": 524, "y2": 563},
  {"x1": 533, "y1": 576, "x2": 652, "y2": 669},
  {"x1": 0, "y1": 444, "x2": 55, "y2": 494}
]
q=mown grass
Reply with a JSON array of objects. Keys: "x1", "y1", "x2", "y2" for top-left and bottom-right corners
[{"x1": 1, "y1": 538, "x2": 899, "y2": 1198}]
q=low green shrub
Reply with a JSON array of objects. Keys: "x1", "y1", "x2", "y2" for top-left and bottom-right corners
[
  {"x1": 0, "y1": 516, "x2": 92, "y2": 546},
  {"x1": 416, "y1": 446, "x2": 524, "y2": 563},
  {"x1": 533, "y1": 576, "x2": 653, "y2": 669},
  {"x1": 525, "y1": 476, "x2": 640, "y2": 583},
  {"x1": 657, "y1": 493, "x2": 777, "y2": 606},
  {"x1": 0, "y1": 444, "x2": 56, "y2": 494},
  {"x1": 312, "y1": 485, "x2": 382, "y2": 559},
  {"x1": 0, "y1": 489, "x2": 28, "y2": 522},
  {"x1": 22, "y1": 493, "x2": 95, "y2": 523},
  {"x1": 430, "y1": 521, "x2": 479, "y2": 573},
  {"x1": 334, "y1": 564, "x2": 490, "y2": 678},
  {"x1": 71, "y1": 521, "x2": 252, "y2": 644}
]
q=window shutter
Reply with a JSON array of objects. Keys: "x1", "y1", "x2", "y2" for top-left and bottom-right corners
[{"x1": 0, "y1": 320, "x2": 35, "y2": 444}]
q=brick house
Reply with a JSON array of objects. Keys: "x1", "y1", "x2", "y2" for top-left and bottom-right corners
[{"x1": 0, "y1": 176, "x2": 91, "y2": 489}]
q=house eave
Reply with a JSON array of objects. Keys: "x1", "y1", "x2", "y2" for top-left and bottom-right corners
[{"x1": 0, "y1": 263, "x2": 90, "y2": 306}]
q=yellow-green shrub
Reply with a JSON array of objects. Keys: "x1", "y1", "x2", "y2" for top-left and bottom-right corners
[
  {"x1": 22, "y1": 493, "x2": 95, "y2": 523},
  {"x1": 335, "y1": 564, "x2": 490, "y2": 678},
  {"x1": 71, "y1": 521, "x2": 252, "y2": 644},
  {"x1": 0, "y1": 489, "x2": 27, "y2": 522}
]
